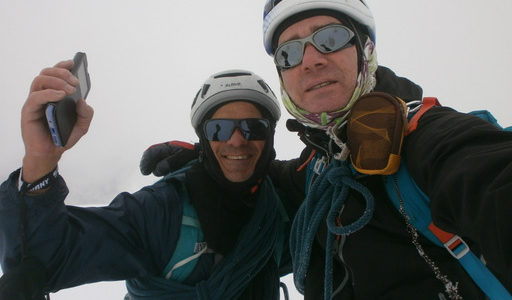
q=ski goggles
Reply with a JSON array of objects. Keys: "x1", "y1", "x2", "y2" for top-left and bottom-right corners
[
  {"x1": 274, "y1": 24, "x2": 355, "y2": 69},
  {"x1": 203, "y1": 118, "x2": 271, "y2": 141}
]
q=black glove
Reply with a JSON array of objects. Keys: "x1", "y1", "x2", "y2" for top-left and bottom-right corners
[
  {"x1": 0, "y1": 257, "x2": 48, "y2": 300},
  {"x1": 286, "y1": 119, "x2": 333, "y2": 153},
  {"x1": 139, "y1": 141, "x2": 199, "y2": 176}
]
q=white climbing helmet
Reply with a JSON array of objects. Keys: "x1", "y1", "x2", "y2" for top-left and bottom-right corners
[
  {"x1": 190, "y1": 69, "x2": 281, "y2": 130},
  {"x1": 263, "y1": 0, "x2": 376, "y2": 55}
]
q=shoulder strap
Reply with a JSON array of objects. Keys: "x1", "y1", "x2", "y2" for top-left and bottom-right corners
[
  {"x1": 407, "y1": 98, "x2": 512, "y2": 134},
  {"x1": 384, "y1": 162, "x2": 512, "y2": 299},
  {"x1": 406, "y1": 97, "x2": 440, "y2": 135},
  {"x1": 469, "y1": 110, "x2": 512, "y2": 131},
  {"x1": 160, "y1": 166, "x2": 208, "y2": 282},
  {"x1": 427, "y1": 223, "x2": 512, "y2": 299},
  {"x1": 162, "y1": 196, "x2": 207, "y2": 282}
]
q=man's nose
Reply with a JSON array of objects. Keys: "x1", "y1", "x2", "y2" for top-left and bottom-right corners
[
  {"x1": 301, "y1": 42, "x2": 327, "y2": 70},
  {"x1": 226, "y1": 129, "x2": 248, "y2": 146}
]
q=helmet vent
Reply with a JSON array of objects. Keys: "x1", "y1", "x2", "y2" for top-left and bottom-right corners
[
  {"x1": 201, "y1": 84, "x2": 210, "y2": 98},
  {"x1": 214, "y1": 71, "x2": 251, "y2": 78},
  {"x1": 191, "y1": 89, "x2": 201, "y2": 108},
  {"x1": 257, "y1": 80, "x2": 270, "y2": 93}
]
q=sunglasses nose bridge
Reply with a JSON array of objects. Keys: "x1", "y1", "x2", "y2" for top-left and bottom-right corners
[
  {"x1": 227, "y1": 127, "x2": 249, "y2": 145},
  {"x1": 303, "y1": 39, "x2": 315, "y2": 53},
  {"x1": 301, "y1": 39, "x2": 328, "y2": 68},
  {"x1": 228, "y1": 120, "x2": 249, "y2": 142},
  {"x1": 304, "y1": 39, "x2": 321, "y2": 54}
]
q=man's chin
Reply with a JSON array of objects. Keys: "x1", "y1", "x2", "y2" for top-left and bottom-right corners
[
  {"x1": 225, "y1": 175, "x2": 252, "y2": 183},
  {"x1": 222, "y1": 169, "x2": 254, "y2": 183},
  {"x1": 301, "y1": 94, "x2": 350, "y2": 113}
]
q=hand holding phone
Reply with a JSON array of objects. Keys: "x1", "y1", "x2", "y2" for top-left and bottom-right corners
[
  {"x1": 20, "y1": 57, "x2": 93, "y2": 183},
  {"x1": 45, "y1": 52, "x2": 91, "y2": 147}
]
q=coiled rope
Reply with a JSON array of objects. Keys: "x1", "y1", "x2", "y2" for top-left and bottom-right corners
[{"x1": 290, "y1": 159, "x2": 374, "y2": 299}]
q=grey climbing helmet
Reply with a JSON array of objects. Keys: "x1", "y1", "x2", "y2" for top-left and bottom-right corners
[{"x1": 190, "y1": 69, "x2": 281, "y2": 131}]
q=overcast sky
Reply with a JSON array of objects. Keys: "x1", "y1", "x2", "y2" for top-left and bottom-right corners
[{"x1": 1, "y1": 0, "x2": 511, "y2": 299}]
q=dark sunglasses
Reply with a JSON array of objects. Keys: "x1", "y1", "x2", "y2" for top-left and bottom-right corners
[
  {"x1": 203, "y1": 118, "x2": 271, "y2": 141},
  {"x1": 274, "y1": 24, "x2": 355, "y2": 69}
]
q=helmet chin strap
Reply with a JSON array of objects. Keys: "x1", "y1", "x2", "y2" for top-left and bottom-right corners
[{"x1": 279, "y1": 37, "x2": 378, "y2": 130}]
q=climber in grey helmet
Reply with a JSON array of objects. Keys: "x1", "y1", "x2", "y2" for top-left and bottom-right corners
[
  {"x1": 189, "y1": 69, "x2": 281, "y2": 193},
  {"x1": 191, "y1": 70, "x2": 281, "y2": 128},
  {"x1": 0, "y1": 62, "x2": 292, "y2": 300}
]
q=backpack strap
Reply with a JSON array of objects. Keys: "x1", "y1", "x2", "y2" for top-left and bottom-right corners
[
  {"x1": 390, "y1": 104, "x2": 512, "y2": 299},
  {"x1": 162, "y1": 196, "x2": 208, "y2": 282},
  {"x1": 470, "y1": 110, "x2": 512, "y2": 131},
  {"x1": 406, "y1": 97, "x2": 440, "y2": 135},
  {"x1": 384, "y1": 161, "x2": 512, "y2": 300},
  {"x1": 407, "y1": 98, "x2": 512, "y2": 133},
  {"x1": 159, "y1": 165, "x2": 210, "y2": 283},
  {"x1": 428, "y1": 223, "x2": 512, "y2": 299}
]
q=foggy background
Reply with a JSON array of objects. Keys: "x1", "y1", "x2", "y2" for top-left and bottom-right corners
[{"x1": 1, "y1": 0, "x2": 511, "y2": 299}]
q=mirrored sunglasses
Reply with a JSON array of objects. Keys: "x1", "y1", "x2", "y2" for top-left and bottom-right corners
[
  {"x1": 274, "y1": 24, "x2": 355, "y2": 69},
  {"x1": 203, "y1": 118, "x2": 271, "y2": 141}
]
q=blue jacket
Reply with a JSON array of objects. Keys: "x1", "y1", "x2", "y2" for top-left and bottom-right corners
[{"x1": 0, "y1": 164, "x2": 289, "y2": 299}]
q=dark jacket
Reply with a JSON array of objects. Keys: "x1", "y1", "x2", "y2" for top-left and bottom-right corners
[
  {"x1": 270, "y1": 66, "x2": 512, "y2": 299},
  {"x1": 0, "y1": 163, "x2": 290, "y2": 299}
]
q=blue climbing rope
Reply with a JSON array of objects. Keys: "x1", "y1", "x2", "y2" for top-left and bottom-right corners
[{"x1": 290, "y1": 159, "x2": 374, "y2": 299}]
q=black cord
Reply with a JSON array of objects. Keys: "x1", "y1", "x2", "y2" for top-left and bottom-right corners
[
  {"x1": 18, "y1": 187, "x2": 28, "y2": 261},
  {"x1": 279, "y1": 281, "x2": 289, "y2": 300}
]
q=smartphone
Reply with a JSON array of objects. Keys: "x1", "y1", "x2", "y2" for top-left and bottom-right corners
[{"x1": 45, "y1": 52, "x2": 91, "y2": 147}]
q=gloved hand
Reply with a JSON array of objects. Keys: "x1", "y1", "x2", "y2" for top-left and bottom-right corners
[
  {"x1": 286, "y1": 119, "x2": 331, "y2": 152},
  {"x1": 139, "y1": 141, "x2": 199, "y2": 176},
  {"x1": 0, "y1": 257, "x2": 48, "y2": 300}
]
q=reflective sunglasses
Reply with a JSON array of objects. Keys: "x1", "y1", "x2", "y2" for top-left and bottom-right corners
[
  {"x1": 203, "y1": 118, "x2": 271, "y2": 141},
  {"x1": 274, "y1": 24, "x2": 355, "y2": 69}
]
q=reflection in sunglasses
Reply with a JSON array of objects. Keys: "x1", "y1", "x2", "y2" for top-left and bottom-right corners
[
  {"x1": 274, "y1": 24, "x2": 354, "y2": 69},
  {"x1": 204, "y1": 119, "x2": 270, "y2": 141}
]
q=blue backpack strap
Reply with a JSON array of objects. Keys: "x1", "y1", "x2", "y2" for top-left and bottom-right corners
[
  {"x1": 373, "y1": 98, "x2": 511, "y2": 298},
  {"x1": 158, "y1": 161, "x2": 208, "y2": 282},
  {"x1": 428, "y1": 222, "x2": 512, "y2": 299},
  {"x1": 161, "y1": 196, "x2": 206, "y2": 282},
  {"x1": 469, "y1": 110, "x2": 512, "y2": 131},
  {"x1": 384, "y1": 162, "x2": 512, "y2": 299},
  {"x1": 470, "y1": 110, "x2": 500, "y2": 126},
  {"x1": 126, "y1": 166, "x2": 203, "y2": 299}
]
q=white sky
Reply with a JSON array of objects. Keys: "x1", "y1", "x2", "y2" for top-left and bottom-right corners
[{"x1": 1, "y1": 0, "x2": 511, "y2": 299}]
